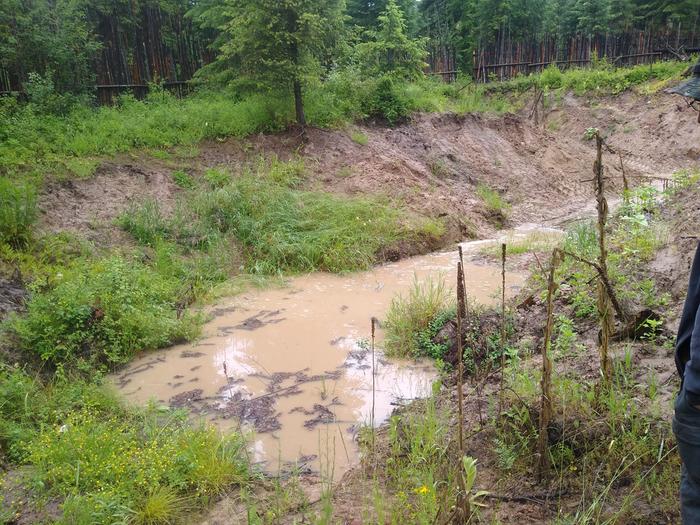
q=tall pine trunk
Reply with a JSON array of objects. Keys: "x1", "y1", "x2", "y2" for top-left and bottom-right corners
[{"x1": 293, "y1": 78, "x2": 306, "y2": 127}]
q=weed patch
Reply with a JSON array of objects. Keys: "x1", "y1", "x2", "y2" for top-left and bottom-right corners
[
  {"x1": 384, "y1": 276, "x2": 452, "y2": 358},
  {"x1": 0, "y1": 178, "x2": 37, "y2": 249},
  {"x1": 11, "y1": 256, "x2": 200, "y2": 368}
]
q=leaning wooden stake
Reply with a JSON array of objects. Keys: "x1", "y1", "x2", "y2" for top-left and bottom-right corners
[
  {"x1": 458, "y1": 246, "x2": 469, "y2": 319},
  {"x1": 536, "y1": 249, "x2": 561, "y2": 482},
  {"x1": 498, "y1": 243, "x2": 507, "y2": 416},
  {"x1": 594, "y1": 133, "x2": 614, "y2": 384}
]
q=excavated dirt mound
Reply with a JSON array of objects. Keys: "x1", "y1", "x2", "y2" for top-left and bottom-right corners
[
  {"x1": 38, "y1": 162, "x2": 179, "y2": 247},
  {"x1": 36, "y1": 91, "x2": 700, "y2": 252}
]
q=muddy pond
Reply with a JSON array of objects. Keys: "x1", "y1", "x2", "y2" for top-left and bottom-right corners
[{"x1": 110, "y1": 229, "x2": 548, "y2": 479}]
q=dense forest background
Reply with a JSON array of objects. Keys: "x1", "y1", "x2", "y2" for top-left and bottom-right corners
[{"x1": 1, "y1": 0, "x2": 699, "y2": 99}]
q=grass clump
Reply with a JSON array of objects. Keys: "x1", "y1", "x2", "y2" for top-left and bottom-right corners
[
  {"x1": 481, "y1": 230, "x2": 562, "y2": 257},
  {"x1": 476, "y1": 183, "x2": 510, "y2": 225},
  {"x1": 350, "y1": 130, "x2": 369, "y2": 146},
  {"x1": 0, "y1": 178, "x2": 38, "y2": 249},
  {"x1": 172, "y1": 170, "x2": 195, "y2": 189},
  {"x1": 384, "y1": 276, "x2": 451, "y2": 358},
  {"x1": 11, "y1": 255, "x2": 200, "y2": 368}
]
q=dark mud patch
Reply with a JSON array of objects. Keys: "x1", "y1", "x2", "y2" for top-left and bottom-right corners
[
  {"x1": 234, "y1": 309, "x2": 286, "y2": 331},
  {"x1": 180, "y1": 350, "x2": 206, "y2": 358},
  {"x1": 0, "y1": 272, "x2": 27, "y2": 321},
  {"x1": 169, "y1": 389, "x2": 204, "y2": 409},
  {"x1": 218, "y1": 392, "x2": 282, "y2": 433}
]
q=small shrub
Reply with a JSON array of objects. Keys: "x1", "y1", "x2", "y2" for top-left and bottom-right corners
[
  {"x1": 384, "y1": 276, "x2": 451, "y2": 358},
  {"x1": 364, "y1": 76, "x2": 412, "y2": 125},
  {"x1": 0, "y1": 178, "x2": 37, "y2": 248},
  {"x1": 172, "y1": 170, "x2": 195, "y2": 189}
]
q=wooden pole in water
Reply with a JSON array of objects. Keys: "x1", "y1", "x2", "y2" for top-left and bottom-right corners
[
  {"x1": 371, "y1": 317, "x2": 376, "y2": 453},
  {"x1": 457, "y1": 262, "x2": 466, "y2": 456}
]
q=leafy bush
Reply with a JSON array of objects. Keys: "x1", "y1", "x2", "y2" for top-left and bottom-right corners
[
  {"x1": 364, "y1": 76, "x2": 413, "y2": 125},
  {"x1": 12, "y1": 256, "x2": 200, "y2": 367},
  {"x1": 0, "y1": 178, "x2": 37, "y2": 248},
  {"x1": 384, "y1": 276, "x2": 451, "y2": 358}
]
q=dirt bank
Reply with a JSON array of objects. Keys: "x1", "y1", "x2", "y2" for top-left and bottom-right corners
[{"x1": 36, "y1": 91, "x2": 700, "y2": 254}]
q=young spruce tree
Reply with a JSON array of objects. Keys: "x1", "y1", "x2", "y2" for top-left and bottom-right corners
[{"x1": 194, "y1": 0, "x2": 344, "y2": 129}]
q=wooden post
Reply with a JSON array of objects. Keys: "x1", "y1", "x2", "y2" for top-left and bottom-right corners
[
  {"x1": 536, "y1": 249, "x2": 561, "y2": 482},
  {"x1": 498, "y1": 243, "x2": 507, "y2": 416},
  {"x1": 594, "y1": 133, "x2": 614, "y2": 384},
  {"x1": 457, "y1": 261, "x2": 466, "y2": 456}
]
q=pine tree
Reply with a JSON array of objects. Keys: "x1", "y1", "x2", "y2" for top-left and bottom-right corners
[
  {"x1": 193, "y1": 0, "x2": 344, "y2": 128},
  {"x1": 355, "y1": 0, "x2": 427, "y2": 79}
]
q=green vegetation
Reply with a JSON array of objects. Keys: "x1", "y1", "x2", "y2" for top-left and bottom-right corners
[
  {"x1": 357, "y1": 175, "x2": 689, "y2": 523},
  {"x1": 192, "y1": 0, "x2": 345, "y2": 127},
  {"x1": 384, "y1": 276, "x2": 452, "y2": 358},
  {"x1": 0, "y1": 178, "x2": 37, "y2": 248},
  {"x1": 0, "y1": 365, "x2": 249, "y2": 524},
  {"x1": 12, "y1": 256, "x2": 201, "y2": 368},
  {"x1": 501, "y1": 59, "x2": 690, "y2": 96},
  {"x1": 476, "y1": 183, "x2": 511, "y2": 225},
  {"x1": 120, "y1": 158, "x2": 443, "y2": 275}
]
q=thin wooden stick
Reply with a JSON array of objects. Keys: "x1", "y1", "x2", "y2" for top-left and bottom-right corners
[
  {"x1": 457, "y1": 262, "x2": 465, "y2": 455},
  {"x1": 594, "y1": 133, "x2": 614, "y2": 384},
  {"x1": 498, "y1": 243, "x2": 507, "y2": 417},
  {"x1": 371, "y1": 317, "x2": 376, "y2": 453},
  {"x1": 536, "y1": 249, "x2": 561, "y2": 482}
]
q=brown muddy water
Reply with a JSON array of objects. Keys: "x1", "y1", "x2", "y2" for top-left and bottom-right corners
[{"x1": 110, "y1": 231, "x2": 544, "y2": 479}]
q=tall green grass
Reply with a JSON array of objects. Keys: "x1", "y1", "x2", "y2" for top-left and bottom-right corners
[
  {"x1": 384, "y1": 276, "x2": 451, "y2": 358},
  {"x1": 0, "y1": 178, "x2": 37, "y2": 248},
  {"x1": 120, "y1": 159, "x2": 445, "y2": 275}
]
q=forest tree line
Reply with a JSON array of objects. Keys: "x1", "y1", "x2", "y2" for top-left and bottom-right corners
[{"x1": 0, "y1": 0, "x2": 698, "y2": 105}]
